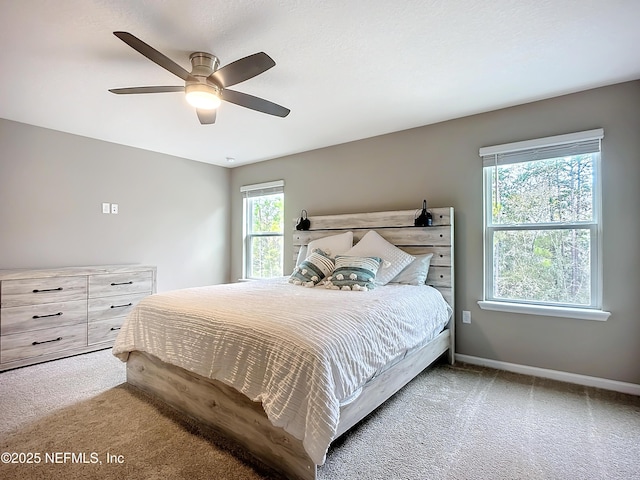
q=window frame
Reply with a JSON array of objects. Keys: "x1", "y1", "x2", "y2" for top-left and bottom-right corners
[
  {"x1": 478, "y1": 129, "x2": 610, "y2": 321},
  {"x1": 241, "y1": 180, "x2": 285, "y2": 280}
]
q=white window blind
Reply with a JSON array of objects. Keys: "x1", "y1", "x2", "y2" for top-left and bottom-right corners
[
  {"x1": 240, "y1": 180, "x2": 284, "y2": 197},
  {"x1": 480, "y1": 128, "x2": 604, "y2": 167}
]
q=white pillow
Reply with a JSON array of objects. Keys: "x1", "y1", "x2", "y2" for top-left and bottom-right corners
[
  {"x1": 345, "y1": 230, "x2": 415, "y2": 285},
  {"x1": 295, "y1": 231, "x2": 354, "y2": 265},
  {"x1": 389, "y1": 253, "x2": 433, "y2": 285}
]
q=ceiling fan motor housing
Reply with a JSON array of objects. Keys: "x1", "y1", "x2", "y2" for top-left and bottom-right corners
[
  {"x1": 185, "y1": 52, "x2": 222, "y2": 107},
  {"x1": 189, "y1": 52, "x2": 219, "y2": 79}
]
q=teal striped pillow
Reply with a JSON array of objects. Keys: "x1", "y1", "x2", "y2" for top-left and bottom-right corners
[
  {"x1": 324, "y1": 255, "x2": 382, "y2": 291},
  {"x1": 289, "y1": 249, "x2": 335, "y2": 287}
]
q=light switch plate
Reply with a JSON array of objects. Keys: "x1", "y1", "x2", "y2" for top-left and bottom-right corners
[
  {"x1": 102, "y1": 203, "x2": 110, "y2": 214},
  {"x1": 111, "y1": 203, "x2": 119, "y2": 214}
]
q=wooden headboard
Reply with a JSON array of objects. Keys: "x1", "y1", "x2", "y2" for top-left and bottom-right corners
[{"x1": 292, "y1": 208, "x2": 455, "y2": 309}]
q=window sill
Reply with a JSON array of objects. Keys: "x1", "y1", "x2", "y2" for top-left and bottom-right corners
[{"x1": 477, "y1": 301, "x2": 611, "y2": 321}]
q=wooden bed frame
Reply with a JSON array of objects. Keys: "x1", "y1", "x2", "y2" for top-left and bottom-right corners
[{"x1": 125, "y1": 208, "x2": 455, "y2": 479}]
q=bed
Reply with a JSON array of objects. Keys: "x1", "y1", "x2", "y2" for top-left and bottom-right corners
[{"x1": 113, "y1": 208, "x2": 455, "y2": 479}]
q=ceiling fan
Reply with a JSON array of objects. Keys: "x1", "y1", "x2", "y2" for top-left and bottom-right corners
[{"x1": 109, "y1": 32, "x2": 290, "y2": 124}]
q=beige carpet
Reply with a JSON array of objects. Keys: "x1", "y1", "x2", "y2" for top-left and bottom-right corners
[{"x1": 1, "y1": 349, "x2": 639, "y2": 480}]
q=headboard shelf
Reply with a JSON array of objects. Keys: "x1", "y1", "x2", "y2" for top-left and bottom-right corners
[
  {"x1": 294, "y1": 226, "x2": 452, "y2": 248},
  {"x1": 294, "y1": 207, "x2": 452, "y2": 231}
]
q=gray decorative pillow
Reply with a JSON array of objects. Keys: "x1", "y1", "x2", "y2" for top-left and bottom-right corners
[
  {"x1": 324, "y1": 255, "x2": 382, "y2": 291},
  {"x1": 289, "y1": 249, "x2": 335, "y2": 287},
  {"x1": 389, "y1": 254, "x2": 433, "y2": 285}
]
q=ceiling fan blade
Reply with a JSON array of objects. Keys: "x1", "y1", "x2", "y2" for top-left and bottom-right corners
[
  {"x1": 209, "y1": 52, "x2": 275, "y2": 88},
  {"x1": 220, "y1": 89, "x2": 290, "y2": 117},
  {"x1": 113, "y1": 32, "x2": 195, "y2": 82},
  {"x1": 196, "y1": 108, "x2": 217, "y2": 124},
  {"x1": 109, "y1": 86, "x2": 184, "y2": 94},
  {"x1": 220, "y1": 89, "x2": 291, "y2": 117}
]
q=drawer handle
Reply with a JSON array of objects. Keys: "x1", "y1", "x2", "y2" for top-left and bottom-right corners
[
  {"x1": 110, "y1": 303, "x2": 133, "y2": 309},
  {"x1": 32, "y1": 287, "x2": 63, "y2": 293},
  {"x1": 32, "y1": 337, "x2": 62, "y2": 346},
  {"x1": 111, "y1": 281, "x2": 133, "y2": 286},
  {"x1": 110, "y1": 327, "x2": 121, "y2": 331},
  {"x1": 32, "y1": 312, "x2": 63, "y2": 319}
]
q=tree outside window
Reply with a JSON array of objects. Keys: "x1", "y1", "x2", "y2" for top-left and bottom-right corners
[
  {"x1": 487, "y1": 155, "x2": 595, "y2": 306},
  {"x1": 247, "y1": 193, "x2": 284, "y2": 278}
]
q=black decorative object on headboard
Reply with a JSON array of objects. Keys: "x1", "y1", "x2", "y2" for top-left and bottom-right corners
[
  {"x1": 414, "y1": 200, "x2": 433, "y2": 227},
  {"x1": 296, "y1": 210, "x2": 311, "y2": 230}
]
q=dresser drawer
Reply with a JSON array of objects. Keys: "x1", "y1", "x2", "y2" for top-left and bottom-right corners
[
  {"x1": 1, "y1": 299, "x2": 87, "y2": 335},
  {"x1": 88, "y1": 271, "x2": 153, "y2": 298},
  {"x1": 88, "y1": 317, "x2": 124, "y2": 345},
  {"x1": 1, "y1": 276, "x2": 87, "y2": 308},
  {"x1": 1, "y1": 323, "x2": 87, "y2": 364},
  {"x1": 88, "y1": 293, "x2": 147, "y2": 322}
]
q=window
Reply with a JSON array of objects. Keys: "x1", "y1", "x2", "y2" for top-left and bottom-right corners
[
  {"x1": 241, "y1": 180, "x2": 284, "y2": 279},
  {"x1": 479, "y1": 129, "x2": 610, "y2": 320}
]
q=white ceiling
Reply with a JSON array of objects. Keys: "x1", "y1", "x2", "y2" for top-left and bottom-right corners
[{"x1": 1, "y1": 1, "x2": 639, "y2": 168}]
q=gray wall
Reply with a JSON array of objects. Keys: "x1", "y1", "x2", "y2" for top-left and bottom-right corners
[
  {"x1": 0, "y1": 119, "x2": 230, "y2": 292},
  {"x1": 230, "y1": 80, "x2": 640, "y2": 385}
]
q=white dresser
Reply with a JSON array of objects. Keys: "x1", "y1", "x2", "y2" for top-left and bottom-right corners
[{"x1": 0, "y1": 264, "x2": 156, "y2": 371}]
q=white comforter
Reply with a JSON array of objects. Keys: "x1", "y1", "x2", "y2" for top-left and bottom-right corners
[{"x1": 112, "y1": 277, "x2": 451, "y2": 465}]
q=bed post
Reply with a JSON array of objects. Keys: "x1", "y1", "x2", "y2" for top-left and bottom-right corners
[{"x1": 448, "y1": 207, "x2": 455, "y2": 364}]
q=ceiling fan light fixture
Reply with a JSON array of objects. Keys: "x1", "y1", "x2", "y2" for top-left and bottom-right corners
[{"x1": 185, "y1": 83, "x2": 221, "y2": 110}]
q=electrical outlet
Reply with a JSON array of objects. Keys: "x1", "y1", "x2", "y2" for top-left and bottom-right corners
[
  {"x1": 111, "y1": 203, "x2": 119, "y2": 214},
  {"x1": 102, "y1": 203, "x2": 110, "y2": 214},
  {"x1": 462, "y1": 310, "x2": 471, "y2": 324}
]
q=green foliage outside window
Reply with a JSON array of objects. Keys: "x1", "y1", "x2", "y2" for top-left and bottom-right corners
[
  {"x1": 247, "y1": 193, "x2": 284, "y2": 278},
  {"x1": 488, "y1": 154, "x2": 595, "y2": 306}
]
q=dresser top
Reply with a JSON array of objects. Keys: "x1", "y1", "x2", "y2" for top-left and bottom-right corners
[{"x1": 0, "y1": 265, "x2": 156, "y2": 281}]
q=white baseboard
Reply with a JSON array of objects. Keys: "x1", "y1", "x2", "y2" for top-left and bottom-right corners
[{"x1": 455, "y1": 354, "x2": 640, "y2": 396}]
